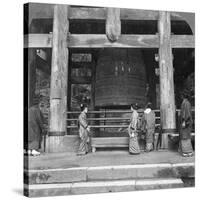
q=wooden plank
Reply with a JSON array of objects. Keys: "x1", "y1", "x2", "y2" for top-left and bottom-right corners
[
  {"x1": 27, "y1": 4, "x2": 194, "y2": 23},
  {"x1": 69, "y1": 7, "x2": 106, "y2": 20},
  {"x1": 69, "y1": 34, "x2": 159, "y2": 48},
  {"x1": 24, "y1": 34, "x2": 52, "y2": 48},
  {"x1": 92, "y1": 144, "x2": 128, "y2": 148},
  {"x1": 24, "y1": 34, "x2": 194, "y2": 48},
  {"x1": 120, "y1": 9, "x2": 158, "y2": 20},
  {"x1": 67, "y1": 124, "x2": 160, "y2": 128},
  {"x1": 67, "y1": 117, "x2": 130, "y2": 121},
  {"x1": 48, "y1": 5, "x2": 69, "y2": 152},
  {"x1": 69, "y1": 7, "x2": 158, "y2": 20},
  {"x1": 158, "y1": 11, "x2": 176, "y2": 149},
  {"x1": 66, "y1": 109, "x2": 162, "y2": 114},
  {"x1": 27, "y1": 6, "x2": 157, "y2": 21},
  {"x1": 170, "y1": 132, "x2": 195, "y2": 137},
  {"x1": 67, "y1": 116, "x2": 160, "y2": 121},
  {"x1": 91, "y1": 137, "x2": 129, "y2": 145},
  {"x1": 67, "y1": 125, "x2": 128, "y2": 128},
  {"x1": 171, "y1": 35, "x2": 194, "y2": 48},
  {"x1": 69, "y1": 7, "x2": 192, "y2": 21}
]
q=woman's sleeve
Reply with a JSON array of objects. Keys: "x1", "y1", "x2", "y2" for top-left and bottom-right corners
[
  {"x1": 141, "y1": 114, "x2": 146, "y2": 131},
  {"x1": 79, "y1": 114, "x2": 88, "y2": 129},
  {"x1": 134, "y1": 112, "x2": 139, "y2": 129}
]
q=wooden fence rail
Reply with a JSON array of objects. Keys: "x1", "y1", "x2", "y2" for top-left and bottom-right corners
[{"x1": 65, "y1": 109, "x2": 194, "y2": 132}]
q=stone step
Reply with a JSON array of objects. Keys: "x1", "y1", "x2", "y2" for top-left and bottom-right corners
[
  {"x1": 25, "y1": 178, "x2": 184, "y2": 197},
  {"x1": 25, "y1": 162, "x2": 194, "y2": 184}
]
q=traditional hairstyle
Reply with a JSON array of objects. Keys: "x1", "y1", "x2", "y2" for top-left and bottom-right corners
[
  {"x1": 80, "y1": 103, "x2": 88, "y2": 111},
  {"x1": 181, "y1": 90, "x2": 190, "y2": 99},
  {"x1": 146, "y1": 102, "x2": 152, "y2": 109},
  {"x1": 131, "y1": 103, "x2": 138, "y2": 110}
]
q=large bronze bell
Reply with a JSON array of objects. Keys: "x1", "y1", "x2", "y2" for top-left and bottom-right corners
[{"x1": 95, "y1": 49, "x2": 147, "y2": 107}]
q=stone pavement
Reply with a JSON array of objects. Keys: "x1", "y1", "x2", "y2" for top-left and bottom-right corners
[{"x1": 26, "y1": 150, "x2": 195, "y2": 170}]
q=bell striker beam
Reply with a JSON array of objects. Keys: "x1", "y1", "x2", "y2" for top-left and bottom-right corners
[
  {"x1": 158, "y1": 11, "x2": 176, "y2": 149},
  {"x1": 48, "y1": 5, "x2": 69, "y2": 152}
]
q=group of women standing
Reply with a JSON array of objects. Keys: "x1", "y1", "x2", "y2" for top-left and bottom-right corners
[
  {"x1": 77, "y1": 102, "x2": 156, "y2": 156},
  {"x1": 26, "y1": 93, "x2": 193, "y2": 157},
  {"x1": 128, "y1": 102, "x2": 155, "y2": 154},
  {"x1": 77, "y1": 93, "x2": 194, "y2": 157}
]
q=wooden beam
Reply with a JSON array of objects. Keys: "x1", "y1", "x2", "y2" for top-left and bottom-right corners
[
  {"x1": 158, "y1": 11, "x2": 176, "y2": 149},
  {"x1": 171, "y1": 35, "x2": 194, "y2": 48},
  {"x1": 69, "y1": 7, "x2": 106, "y2": 20},
  {"x1": 106, "y1": 8, "x2": 121, "y2": 42},
  {"x1": 24, "y1": 34, "x2": 52, "y2": 48},
  {"x1": 69, "y1": 34, "x2": 159, "y2": 48},
  {"x1": 24, "y1": 34, "x2": 195, "y2": 48},
  {"x1": 27, "y1": 4, "x2": 194, "y2": 22},
  {"x1": 48, "y1": 5, "x2": 69, "y2": 153},
  {"x1": 120, "y1": 9, "x2": 158, "y2": 20},
  {"x1": 67, "y1": 116, "x2": 160, "y2": 121},
  {"x1": 69, "y1": 7, "x2": 193, "y2": 21}
]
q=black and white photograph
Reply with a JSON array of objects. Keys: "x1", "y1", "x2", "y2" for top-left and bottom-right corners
[{"x1": 23, "y1": 2, "x2": 195, "y2": 197}]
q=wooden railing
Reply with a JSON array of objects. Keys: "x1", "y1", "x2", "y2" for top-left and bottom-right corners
[{"x1": 66, "y1": 109, "x2": 195, "y2": 136}]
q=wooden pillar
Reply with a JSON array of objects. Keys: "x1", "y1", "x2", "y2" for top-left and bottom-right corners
[
  {"x1": 106, "y1": 8, "x2": 121, "y2": 42},
  {"x1": 90, "y1": 60, "x2": 96, "y2": 110},
  {"x1": 158, "y1": 11, "x2": 176, "y2": 149},
  {"x1": 48, "y1": 5, "x2": 69, "y2": 152}
]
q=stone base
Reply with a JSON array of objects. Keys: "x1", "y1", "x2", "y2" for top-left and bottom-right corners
[
  {"x1": 46, "y1": 135, "x2": 79, "y2": 153},
  {"x1": 26, "y1": 178, "x2": 184, "y2": 197},
  {"x1": 160, "y1": 133, "x2": 169, "y2": 149},
  {"x1": 44, "y1": 134, "x2": 194, "y2": 153}
]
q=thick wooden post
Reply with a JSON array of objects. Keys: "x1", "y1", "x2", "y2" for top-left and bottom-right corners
[
  {"x1": 48, "y1": 5, "x2": 69, "y2": 152},
  {"x1": 158, "y1": 11, "x2": 176, "y2": 149},
  {"x1": 106, "y1": 8, "x2": 121, "y2": 42}
]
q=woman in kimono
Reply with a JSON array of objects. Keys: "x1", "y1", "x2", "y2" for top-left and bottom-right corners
[
  {"x1": 77, "y1": 104, "x2": 90, "y2": 156},
  {"x1": 179, "y1": 93, "x2": 193, "y2": 157},
  {"x1": 143, "y1": 102, "x2": 155, "y2": 152},
  {"x1": 128, "y1": 103, "x2": 140, "y2": 154}
]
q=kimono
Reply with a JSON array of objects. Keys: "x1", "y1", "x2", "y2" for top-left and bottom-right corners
[
  {"x1": 27, "y1": 105, "x2": 44, "y2": 150},
  {"x1": 143, "y1": 109, "x2": 155, "y2": 151},
  {"x1": 128, "y1": 110, "x2": 140, "y2": 154},
  {"x1": 77, "y1": 111, "x2": 90, "y2": 155},
  {"x1": 179, "y1": 98, "x2": 193, "y2": 155}
]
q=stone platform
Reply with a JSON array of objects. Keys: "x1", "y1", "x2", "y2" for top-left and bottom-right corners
[{"x1": 24, "y1": 150, "x2": 195, "y2": 197}]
